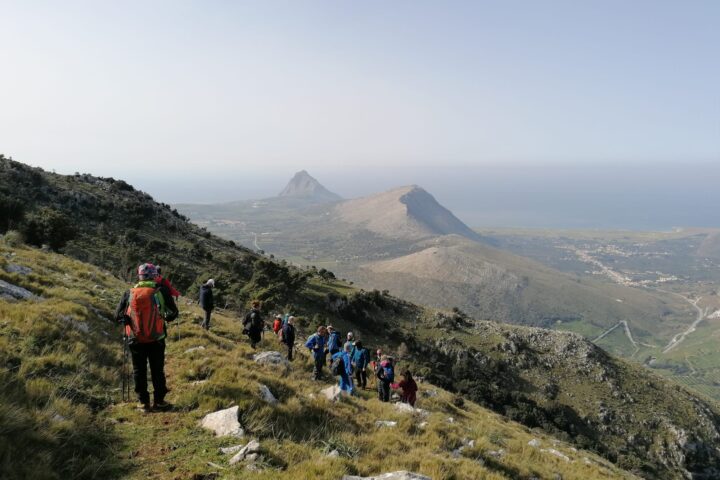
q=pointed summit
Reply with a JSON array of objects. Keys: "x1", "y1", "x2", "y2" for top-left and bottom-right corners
[{"x1": 278, "y1": 171, "x2": 342, "y2": 202}]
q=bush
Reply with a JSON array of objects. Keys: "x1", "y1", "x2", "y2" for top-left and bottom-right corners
[
  {"x1": 20, "y1": 208, "x2": 75, "y2": 251},
  {"x1": 1, "y1": 230, "x2": 24, "y2": 247},
  {"x1": 0, "y1": 193, "x2": 25, "y2": 232}
]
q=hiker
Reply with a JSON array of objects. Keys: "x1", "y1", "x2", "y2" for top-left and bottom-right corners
[
  {"x1": 243, "y1": 300, "x2": 265, "y2": 349},
  {"x1": 344, "y1": 331, "x2": 354, "y2": 352},
  {"x1": 199, "y1": 279, "x2": 214, "y2": 331},
  {"x1": 114, "y1": 263, "x2": 178, "y2": 411},
  {"x1": 332, "y1": 343, "x2": 354, "y2": 395},
  {"x1": 156, "y1": 266, "x2": 181, "y2": 299},
  {"x1": 272, "y1": 314, "x2": 283, "y2": 335},
  {"x1": 376, "y1": 355, "x2": 395, "y2": 402},
  {"x1": 327, "y1": 325, "x2": 342, "y2": 361},
  {"x1": 281, "y1": 316, "x2": 296, "y2": 361},
  {"x1": 305, "y1": 325, "x2": 328, "y2": 380},
  {"x1": 395, "y1": 369, "x2": 418, "y2": 407},
  {"x1": 372, "y1": 348, "x2": 383, "y2": 394},
  {"x1": 351, "y1": 340, "x2": 370, "y2": 390}
]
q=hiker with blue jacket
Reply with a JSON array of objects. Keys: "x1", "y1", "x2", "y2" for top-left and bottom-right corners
[
  {"x1": 281, "y1": 316, "x2": 296, "y2": 361},
  {"x1": 351, "y1": 340, "x2": 370, "y2": 390},
  {"x1": 377, "y1": 355, "x2": 395, "y2": 402},
  {"x1": 327, "y1": 325, "x2": 342, "y2": 362},
  {"x1": 305, "y1": 325, "x2": 328, "y2": 380},
  {"x1": 332, "y1": 343, "x2": 355, "y2": 395}
]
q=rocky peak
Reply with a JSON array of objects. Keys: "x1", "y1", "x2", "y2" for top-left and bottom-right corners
[{"x1": 278, "y1": 170, "x2": 342, "y2": 202}]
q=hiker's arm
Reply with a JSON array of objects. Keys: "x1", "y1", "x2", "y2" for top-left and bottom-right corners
[{"x1": 114, "y1": 291, "x2": 130, "y2": 323}]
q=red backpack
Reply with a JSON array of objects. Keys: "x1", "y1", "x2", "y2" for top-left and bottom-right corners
[
  {"x1": 273, "y1": 318, "x2": 282, "y2": 334},
  {"x1": 125, "y1": 281, "x2": 167, "y2": 343}
]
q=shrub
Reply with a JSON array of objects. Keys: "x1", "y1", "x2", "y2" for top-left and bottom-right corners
[
  {"x1": 1, "y1": 230, "x2": 24, "y2": 247},
  {"x1": 20, "y1": 208, "x2": 75, "y2": 251}
]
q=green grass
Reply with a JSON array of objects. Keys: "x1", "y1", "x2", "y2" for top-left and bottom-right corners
[{"x1": 0, "y1": 242, "x2": 635, "y2": 480}]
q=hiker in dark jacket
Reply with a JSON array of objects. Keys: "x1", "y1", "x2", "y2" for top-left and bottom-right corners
[
  {"x1": 243, "y1": 300, "x2": 264, "y2": 349},
  {"x1": 305, "y1": 325, "x2": 328, "y2": 380},
  {"x1": 376, "y1": 355, "x2": 395, "y2": 402},
  {"x1": 351, "y1": 340, "x2": 370, "y2": 390},
  {"x1": 115, "y1": 263, "x2": 178, "y2": 412},
  {"x1": 281, "y1": 316, "x2": 296, "y2": 361},
  {"x1": 198, "y1": 279, "x2": 215, "y2": 330}
]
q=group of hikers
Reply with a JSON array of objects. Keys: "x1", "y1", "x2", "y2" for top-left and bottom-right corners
[{"x1": 115, "y1": 263, "x2": 417, "y2": 412}]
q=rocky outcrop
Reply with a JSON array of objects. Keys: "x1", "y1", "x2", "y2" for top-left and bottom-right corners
[
  {"x1": 0, "y1": 279, "x2": 37, "y2": 300},
  {"x1": 253, "y1": 351, "x2": 290, "y2": 371}
]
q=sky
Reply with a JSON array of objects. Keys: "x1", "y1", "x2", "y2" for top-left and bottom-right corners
[{"x1": 1, "y1": 1, "x2": 719, "y2": 226}]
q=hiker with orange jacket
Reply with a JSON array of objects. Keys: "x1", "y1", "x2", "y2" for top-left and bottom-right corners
[{"x1": 115, "y1": 263, "x2": 178, "y2": 412}]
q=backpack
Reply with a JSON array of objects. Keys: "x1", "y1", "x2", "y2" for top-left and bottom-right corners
[
  {"x1": 125, "y1": 282, "x2": 166, "y2": 343},
  {"x1": 331, "y1": 355, "x2": 345, "y2": 376},
  {"x1": 273, "y1": 318, "x2": 282, "y2": 333},
  {"x1": 250, "y1": 310, "x2": 263, "y2": 330},
  {"x1": 282, "y1": 313, "x2": 290, "y2": 326}
]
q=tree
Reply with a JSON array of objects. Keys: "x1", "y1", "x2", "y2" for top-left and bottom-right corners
[{"x1": 20, "y1": 208, "x2": 75, "y2": 251}]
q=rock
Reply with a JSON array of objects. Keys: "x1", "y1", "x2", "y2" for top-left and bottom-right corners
[
  {"x1": 421, "y1": 389, "x2": 438, "y2": 397},
  {"x1": 541, "y1": 448, "x2": 570, "y2": 462},
  {"x1": 417, "y1": 422, "x2": 428, "y2": 429},
  {"x1": 375, "y1": 420, "x2": 398, "y2": 428},
  {"x1": 229, "y1": 439, "x2": 260, "y2": 465},
  {"x1": 528, "y1": 438, "x2": 541, "y2": 448},
  {"x1": 327, "y1": 449, "x2": 340, "y2": 458},
  {"x1": 185, "y1": 346, "x2": 206, "y2": 354},
  {"x1": 447, "y1": 417, "x2": 455, "y2": 424},
  {"x1": 451, "y1": 446, "x2": 464, "y2": 458},
  {"x1": 200, "y1": 406, "x2": 244, "y2": 437},
  {"x1": 0, "y1": 279, "x2": 36, "y2": 300},
  {"x1": 394, "y1": 402, "x2": 429, "y2": 417},
  {"x1": 192, "y1": 380, "x2": 208, "y2": 386},
  {"x1": 5, "y1": 263, "x2": 32, "y2": 275},
  {"x1": 245, "y1": 453, "x2": 259, "y2": 462},
  {"x1": 321, "y1": 385, "x2": 342, "y2": 402},
  {"x1": 258, "y1": 384, "x2": 277, "y2": 404},
  {"x1": 488, "y1": 449, "x2": 505, "y2": 458},
  {"x1": 253, "y1": 351, "x2": 289, "y2": 371},
  {"x1": 342, "y1": 472, "x2": 431, "y2": 480},
  {"x1": 219, "y1": 444, "x2": 244, "y2": 455},
  {"x1": 59, "y1": 315, "x2": 90, "y2": 333}
]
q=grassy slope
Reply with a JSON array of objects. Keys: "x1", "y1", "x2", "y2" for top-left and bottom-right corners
[{"x1": 0, "y1": 243, "x2": 633, "y2": 480}]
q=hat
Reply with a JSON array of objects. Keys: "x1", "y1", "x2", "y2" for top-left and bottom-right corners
[
  {"x1": 137, "y1": 263, "x2": 158, "y2": 279},
  {"x1": 288, "y1": 316, "x2": 295, "y2": 324},
  {"x1": 206, "y1": 279, "x2": 215, "y2": 287}
]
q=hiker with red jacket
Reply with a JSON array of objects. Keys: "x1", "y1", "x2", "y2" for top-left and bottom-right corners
[
  {"x1": 115, "y1": 263, "x2": 178, "y2": 412},
  {"x1": 395, "y1": 369, "x2": 419, "y2": 407},
  {"x1": 272, "y1": 314, "x2": 283, "y2": 335},
  {"x1": 156, "y1": 266, "x2": 181, "y2": 299}
]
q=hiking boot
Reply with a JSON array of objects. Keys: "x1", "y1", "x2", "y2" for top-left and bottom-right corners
[
  {"x1": 152, "y1": 401, "x2": 172, "y2": 411},
  {"x1": 137, "y1": 402, "x2": 151, "y2": 412}
]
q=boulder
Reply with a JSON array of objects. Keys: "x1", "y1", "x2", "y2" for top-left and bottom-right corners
[
  {"x1": 219, "y1": 444, "x2": 244, "y2": 455},
  {"x1": 5, "y1": 263, "x2": 32, "y2": 275},
  {"x1": 528, "y1": 438, "x2": 541, "y2": 448},
  {"x1": 0, "y1": 279, "x2": 36, "y2": 300},
  {"x1": 185, "y1": 346, "x2": 206, "y2": 354},
  {"x1": 342, "y1": 472, "x2": 431, "y2": 480},
  {"x1": 229, "y1": 439, "x2": 261, "y2": 465},
  {"x1": 200, "y1": 406, "x2": 244, "y2": 438},
  {"x1": 321, "y1": 385, "x2": 342, "y2": 402},
  {"x1": 258, "y1": 384, "x2": 277, "y2": 404},
  {"x1": 253, "y1": 351, "x2": 290, "y2": 371}
]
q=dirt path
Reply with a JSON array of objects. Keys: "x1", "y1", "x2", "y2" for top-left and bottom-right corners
[
  {"x1": 593, "y1": 320, "x2": 639, "y2": 354},
  {"x1": 661, "y1": 291, "x2": 705, "y2": 353}
]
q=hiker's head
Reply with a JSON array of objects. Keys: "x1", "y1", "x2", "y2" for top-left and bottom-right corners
[
  {"x1": 206, "y1": 279, "x2": 215, "y2": 288},
  {"x1": 387, "y1": 356, "x2": 395, "y2": 365},
  {"x1": 156, "y1": 266, "x2": 162, "y2": 275},
  {"x1": 381, "y1": 354, "x2": 388, "y2": 362},
  {"x1": 354, "y1": 340, "x2": 363, "y2": 349},
  {"x1": 403, "y1": 370, "x2": 413, "y2": 380},
  {"x1": 251, "y1": 300, "x2": 261, "y2": 309},
  {"x1": 137, "y1": 263, "x2": 158, "y2": 280},
  {"x1": 347, "y1": 332, "x2": 354, "y2": 340},
  {"x1": 376, "y1": 349, "x2": 382, "y2": 357},
  {"x1": 288, "y1": 316, "x2": 295, "y2": 325},
  {"x1": 327, "y1": 325, "x2": 334, "y2": 333},
  {"x1": 275, "y1": 314, "x2": 282, "y2": 320},
  {"x1": 317, "y1": 325, "x2": 326, "y2": 335}
]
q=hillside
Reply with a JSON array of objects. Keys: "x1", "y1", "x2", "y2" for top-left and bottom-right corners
[
  {"x1": 334, "y1": 186, "x2": 482, "y2": 242},
  {"x1": 0, "y1": 242, "x2": 636, "y2": 480},
  {"x1": 3, "y1": 156, "x2": 720, "y2": 478}
]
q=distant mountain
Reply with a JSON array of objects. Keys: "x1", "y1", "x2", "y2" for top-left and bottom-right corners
[
  {"x1": 334, "y1": 185, "x2": 481, "y2": 242},
  {"x1": 277, "y1": 170, "x2": 342, "y2": 202}
]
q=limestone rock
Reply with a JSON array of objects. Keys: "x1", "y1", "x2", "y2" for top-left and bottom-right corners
[
  {"x1": 229, "y1": 439, "x2": 260, "y2": 465},
  {"x1": 342, "y1": 472, "x2": 431, "y2": 480},
  {"x1": 528, "y1": 438, "x2": 541, "y2": 448},
  {"x1": 541, "y1": 448, "x2": 570, "y2": 462},
  {"x1": 321, "y1": 385, "x2": 342, "y2": 402},
  {"x1": 394, "y1": 402, "x2": 429, "y2": 417},
  {"x1": 200, "y1": 406, "x2": 244, "y2": 438},
  {"x1": 327, "y1": 449, "x2": 340, "y2": 458},
  {"x1": 0, "y1": 279, "x2": 36, "y2": 300},
  {"x1": 185, "y1": 346, "x2": 206, "y2": 354},
  {"x1": 375, "y1": 420, "x2": 397, "y2": 428},
  {"x1": 5, "y1": 263, "x2": 32, "y2": 275},
  {"x1": 253, "y1": 351, "x2": 289, "y2": 371},
  {"x1": 219, "y1": 444, "x2": 244, "y2": 455},
  {"x1": 259, "y1": 384, "x2": 277, "y2": 404}
]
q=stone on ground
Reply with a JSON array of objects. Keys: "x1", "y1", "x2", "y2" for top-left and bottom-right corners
[
  {"x1": 321, "y1": 385, "x2": 342, "y2": 402},
  {"x1": 393, "y1": 402, "x2": 429, "y2": 417},
  {"x1": 5, "y1": 263, "x2": 32, "y2": 275},
  {"x1": 200, "y1": 406, "x2": 244, "y2": 437},
  {"x1": 375, "y1": 420, "x2": 398, "y2": 428},
  {"x1": 185, "y1": 346, "x2": 206, "y2": 354},
  {"x1": 219, "y1": 444, "x2": 244, "y2": 455},
  {"x1": 342, "y1": 472, "x2": 432, "y2": 480},
  {"x1": 0, "y1": 279, "x2": 36, "y2": 300},
  {"x1": 229, "y1": 439, "x2": 261, "y2": 465},
  {"x1": 253, "y1": 351, "x2": 290, "y2": 371},
  {"x1": 528, "y1": 438, "x2": 541, "y2": 448},
  {"x1": 258, "y1": 384, "x2": 277, "y2": 404}
]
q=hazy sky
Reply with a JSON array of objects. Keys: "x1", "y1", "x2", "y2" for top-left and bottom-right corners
[{"x1": 1, "y1": 0, "x2": 718, "y2": 190}]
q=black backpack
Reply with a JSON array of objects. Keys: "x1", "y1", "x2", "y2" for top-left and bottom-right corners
[
  {"x1": 250, "y1": 311, "x2": 263, "y2": 330},
  {"x1": 331, "y1": 355, "x2": 344, "y2": 376}
]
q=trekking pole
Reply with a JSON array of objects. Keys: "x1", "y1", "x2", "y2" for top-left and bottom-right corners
[{"x1": 121, "y1": 334, "x2": 129, "y2": 402}]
